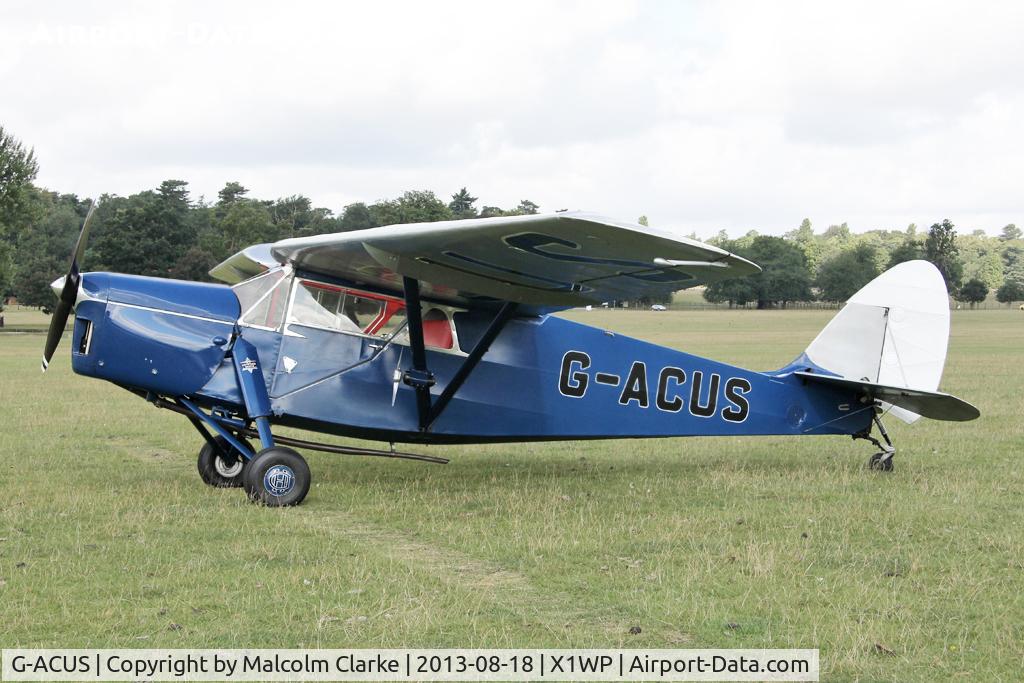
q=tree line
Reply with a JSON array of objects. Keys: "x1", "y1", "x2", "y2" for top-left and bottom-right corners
[
  {"x1": 702, "y1": 217, "x2": 1024, "y2": 309},
  {"x1": 2, "y1": 125, "x2": 1023, "y2": 311},
  {"x1": 0, "y1": 127, "x2": 542, "y2": 309}
]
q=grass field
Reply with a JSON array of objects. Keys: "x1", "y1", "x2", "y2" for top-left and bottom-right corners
[
  {"x1": 1, "y1": 308, "x2": 1021, "y2": 680},
  {"x1": 0, "y1": 307, "x2": 57, "y2": 331}
]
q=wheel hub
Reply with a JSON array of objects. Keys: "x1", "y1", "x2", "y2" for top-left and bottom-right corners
[
  {"x1": 214, "y1": 455, "x2": 243, "y2": 478},
  {"x1": 263, "y1": 464, "x2": 296, "y2": 496}
]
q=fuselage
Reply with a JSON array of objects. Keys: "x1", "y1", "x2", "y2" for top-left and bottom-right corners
[{"x1": 68, "y1": 268, "x2": 872, "y2": 444}]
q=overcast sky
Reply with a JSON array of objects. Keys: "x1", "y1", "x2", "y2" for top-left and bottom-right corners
[{"x1": 3, "y1": 0, "x2": 1022, "y2": 238}]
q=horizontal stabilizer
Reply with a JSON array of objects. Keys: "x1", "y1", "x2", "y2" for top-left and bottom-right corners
[{"x1": 795, "y1": 371, "x2": 979, "y2": 422}]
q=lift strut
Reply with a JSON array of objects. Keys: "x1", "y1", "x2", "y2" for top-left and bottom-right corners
[
  {"x1": 426, "y1": 300, "x2": 518, "y2": 429},
  {"x1": 401, "y1": 276, "x2": 518, "y2": 432},
  {"x1": 401, "y1": 277, "x2": 435, "y2": 430}
]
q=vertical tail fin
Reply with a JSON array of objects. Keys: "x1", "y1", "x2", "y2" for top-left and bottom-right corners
[{"x1": 802, "y1": 260, "x2": 955, "y2": 423}]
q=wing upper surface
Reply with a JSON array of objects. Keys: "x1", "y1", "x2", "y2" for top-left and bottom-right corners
[{"x1": 214, "y1": 212, "x2": 759, "y2": 312}]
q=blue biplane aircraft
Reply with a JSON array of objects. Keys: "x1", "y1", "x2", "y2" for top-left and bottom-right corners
[{"x1": 43, "y1": 205, "x2": 979, "y2": 506}]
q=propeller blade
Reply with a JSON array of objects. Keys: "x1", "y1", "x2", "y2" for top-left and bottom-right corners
[
  {"x1": 41, "y1": 202, "x2": 97, "y2": 372},
  {"x1": 41, "y1": 299, "x2": 72, "y2": 371},
  {"x1": 71, "y1": 202, "x2": 97, "y2": 268}
]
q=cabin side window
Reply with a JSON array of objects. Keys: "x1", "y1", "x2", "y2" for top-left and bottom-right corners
[
  {"x1": 286, "y1": 278, "x2": 460, "y2": 351},
  {"x1": 289, "y1": 280, "x2": 358, "y2": 332},
  {"x1": 339, "y1": 293, "x2": 384, "y2": 331},
  {"x1": 289, "y1": 280, "x2": 395, "y2": 336},
  {"x1": 374, "y1": 306, "x2": 406, "y2": 338}
]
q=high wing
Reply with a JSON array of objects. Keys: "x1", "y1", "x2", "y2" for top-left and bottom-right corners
[{"x1": 211, "y1": 212, "x2": 760, "y2": 312}]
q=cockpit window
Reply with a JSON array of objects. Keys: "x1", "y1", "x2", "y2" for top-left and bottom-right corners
[
  {"x1": 340, "y1": 293, "x2": 383, "y2": 330},
  {"x1": 233, "y1": 268, "x2": 289, "y2": 330},
  {"x1": 285, "y1": 278, "x2": 459, "y2": 351},
  {"x1": 290, "y1": 280, "x2": 360, "y2": 332},
  {"x1": 375, "y1": 306, "x2": 406, "y2": 338}
]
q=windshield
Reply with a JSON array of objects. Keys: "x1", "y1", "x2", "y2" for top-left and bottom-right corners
[{"x1": 232, "y1": 267, "x2": 291, "y2": 330}]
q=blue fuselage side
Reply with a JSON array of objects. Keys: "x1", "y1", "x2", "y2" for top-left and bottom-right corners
[
  {"x1": 70, "y1": 272, "x2": 872, "y2": 445},
  {"x1": 70, "y1": 273, "x2": 238, "y2": 396},
  {"x1": 198, "y1": 313, "x2": 871, "y2": 444}
]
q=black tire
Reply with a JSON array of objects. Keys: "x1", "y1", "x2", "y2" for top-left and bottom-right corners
[
  {"x1": 868, "y1": 452, "x2": 894, "y2": 472},
  {"x1": 197, "y1": 435, "x2": 252, "y2": 488},
  {"x1": 244, "y1": 446, "x2": 311, "y2": 507}
]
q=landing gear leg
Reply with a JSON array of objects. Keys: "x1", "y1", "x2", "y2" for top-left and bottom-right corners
[{"x1": 855, "y1": 410, "x2": 896, "y2": 472}]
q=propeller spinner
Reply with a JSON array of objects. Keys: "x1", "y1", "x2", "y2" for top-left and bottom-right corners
[{"x1": 41, "y1": 201, "x2": 97, "y2": 372}]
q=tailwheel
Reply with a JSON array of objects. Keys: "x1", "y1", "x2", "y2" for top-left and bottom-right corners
[
  {"x1": 868, "y1": 452, "x2": 894, "y2": 472},
  {"x1": 197, "y1": 435, "x2": 252, "y2": 488},
  {"x1": 243, "y1": 446, "x2": 311, "y2": 507},
  {"x1": 855, "y1": 411, "x2": 896, "y2": 473}
]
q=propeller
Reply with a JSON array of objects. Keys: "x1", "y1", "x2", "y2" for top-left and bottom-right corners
[{"x1": 41, "y1": 201, "x2": 98, "y2": 372}]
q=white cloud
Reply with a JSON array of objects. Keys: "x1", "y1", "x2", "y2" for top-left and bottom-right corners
[{"x1": 2, "y1": 0, "x2": 1022, "y2": 237}]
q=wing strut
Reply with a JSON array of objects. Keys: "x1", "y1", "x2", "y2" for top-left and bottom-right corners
[
  {"x1": 426, "y1": 300, "x2": 518, "y2": 430},
  {"x1": 402, "y1": 277, "x2": 518, "y2": 432},
  {"x1": 402, "y1": 277, "x2": 436, "y2": 430}
]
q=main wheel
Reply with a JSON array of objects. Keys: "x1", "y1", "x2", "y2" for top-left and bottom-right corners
[
  {"x1": 243, "y1": 446, "x2": 311, "y2": 507},
  {"x1": 197, "y1": 435, "x2": 253, "y2": 488},
  {"x1": 868, "y1": 452, "x2": 894, "y2": 472}
]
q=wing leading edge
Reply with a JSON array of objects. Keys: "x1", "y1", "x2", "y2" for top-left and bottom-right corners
[{"x1": 211, "y1": 212, "x2": 760, "y2": 312}]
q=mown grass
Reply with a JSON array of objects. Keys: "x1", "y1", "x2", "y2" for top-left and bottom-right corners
[
  {"x1": 1, "y1": 308, "x2": 1021, "y2": 680},
  {"x1": 0, "y1": 307, "x2": 55, "y2": 332}
]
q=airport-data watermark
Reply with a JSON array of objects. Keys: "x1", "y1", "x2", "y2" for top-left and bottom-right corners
[{"x1": 2, "y1": 649, "x2": 817, "y2": 681}]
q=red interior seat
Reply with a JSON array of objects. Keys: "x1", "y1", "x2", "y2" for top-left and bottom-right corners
[{"x1": 422, "y1": 311, "x2": 453, "y2": 349}]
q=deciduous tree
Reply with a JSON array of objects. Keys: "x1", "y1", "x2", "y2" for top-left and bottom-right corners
[
  {"x1": 887, "y1": 237, "x2": 924, "y2": 268},
  {"x1": 0, "y1": 126, "x2": 38, "y2": 223},
  {"x1": 1000, "y1": 223, "x2": 1021, "y2": 241},
  {"x1": 704, "y1": 236, "x2": 812, "y2": 308},
  {"x1": 93, "y1": 185, "x2": 197, "y2": 276},
  {"x1": 0, "y1": 126, "x2": 40, "y2": 298},
  {"x1": 955, "y1": 278, "x2": 988, "y2": 308},
  {"x1": 479, "y1": 206, "x2": 505, "y2": 218},
  {"x1": 925, "y1": 219, "x2": 964, "y2": 293},
  {"x1": 816, "y1": 243, "x2": 880, "y2": 302},
  {"x1": 369, "y1": 190, "x2": 452, "y2": 226},
  {"x1": 11, "y1": 192, "x2": 82, "y2": 309},
  {"x1": 339, "y1": 202, "x2": 375, "y2": 231},
  {"x1": 996, "y1": 267, "x2": 1024, "y2": 304}
]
